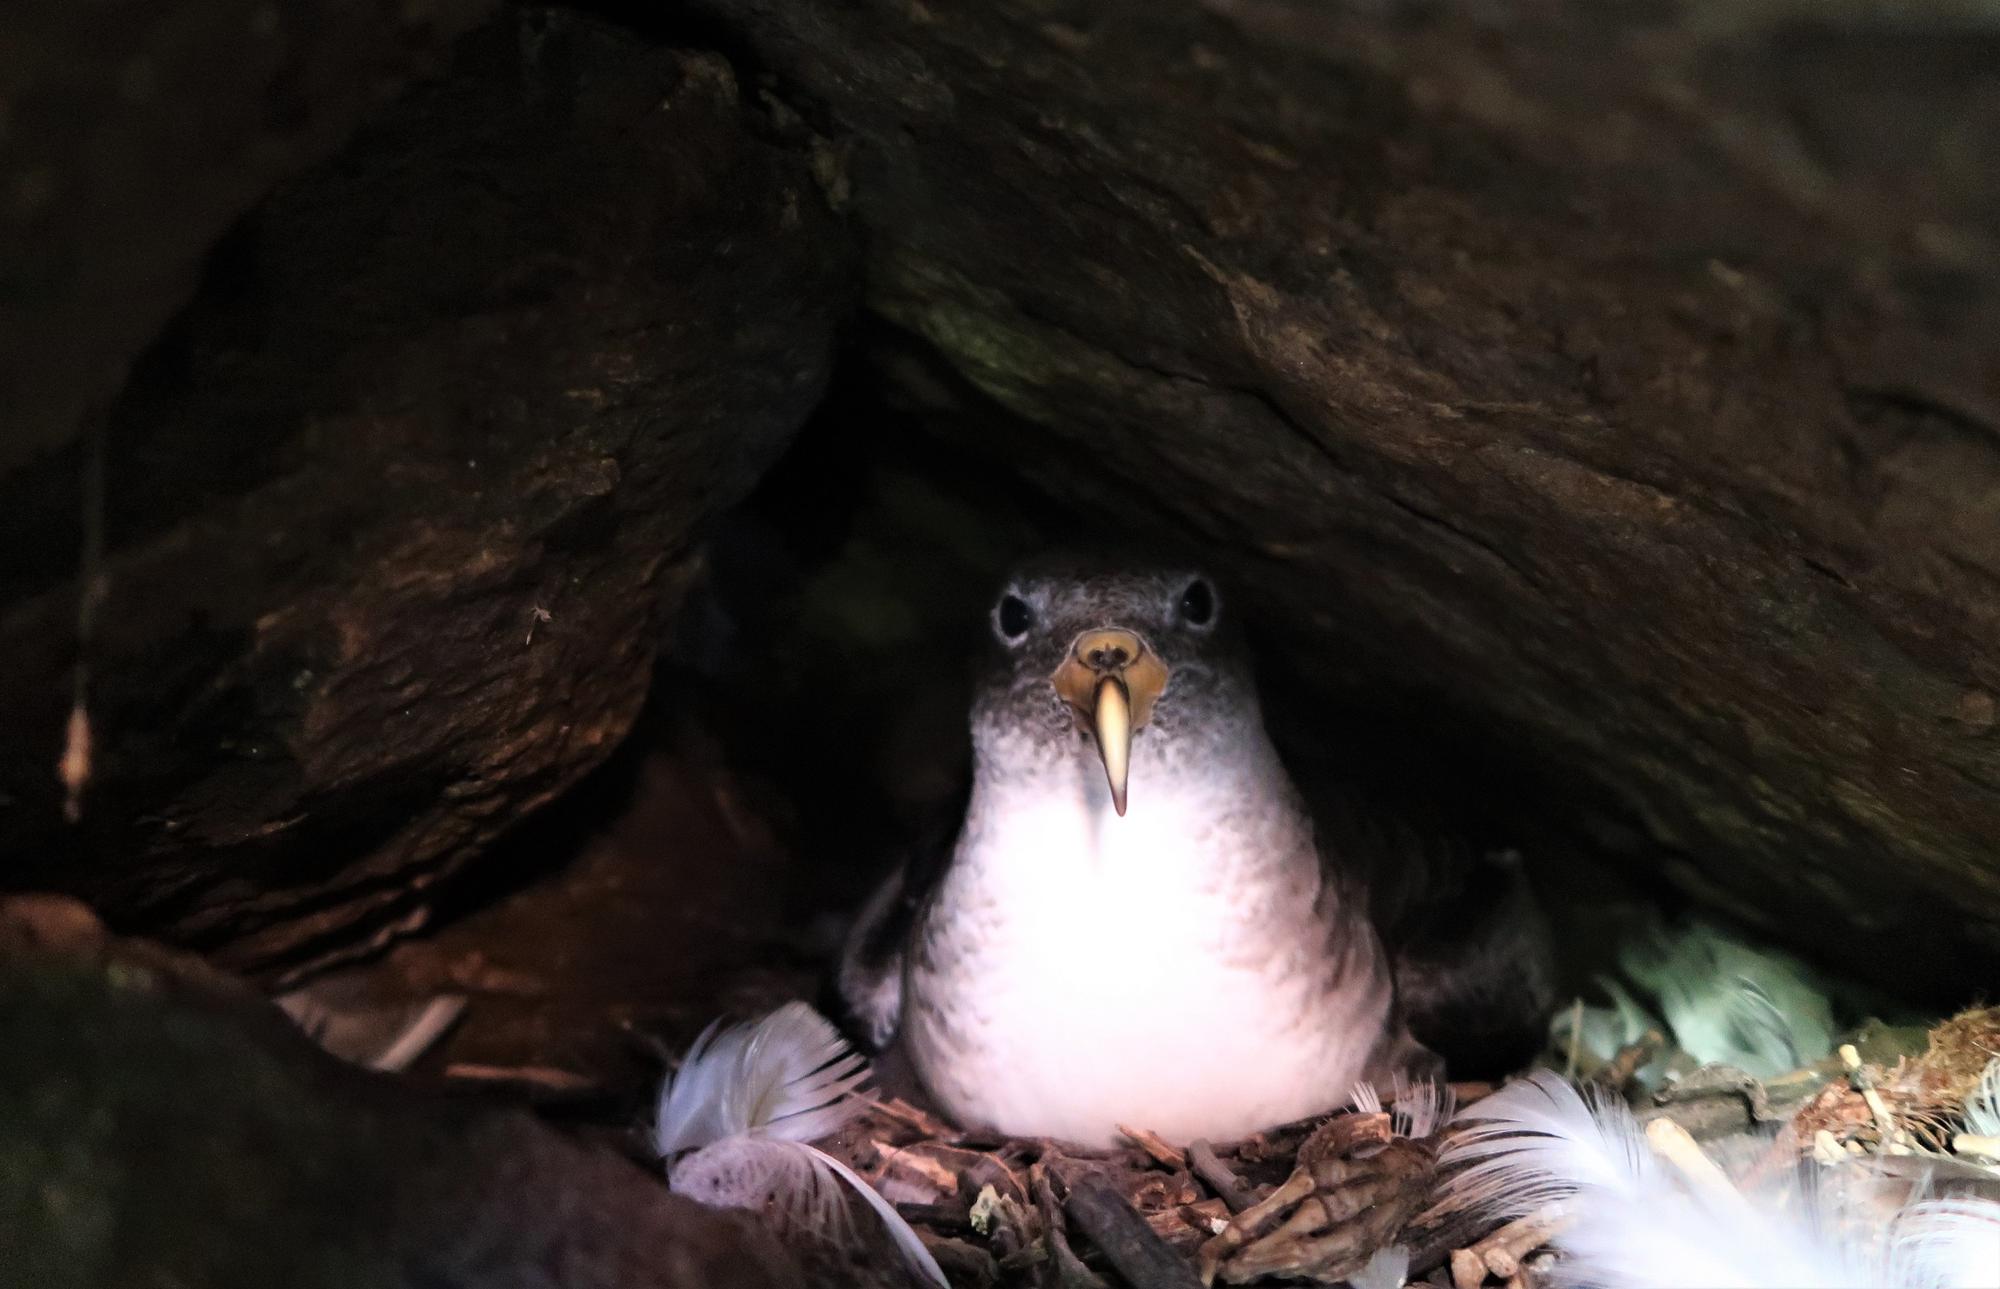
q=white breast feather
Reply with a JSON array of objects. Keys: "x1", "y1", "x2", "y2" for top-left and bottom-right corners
[{"x1": 906, "y1": 728, "x2": 1390, "y2": 1145}]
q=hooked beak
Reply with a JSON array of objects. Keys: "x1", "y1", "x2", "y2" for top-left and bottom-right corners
[{"x1": 1052, "y1": 628, "x2": 1169, "y2": 816}]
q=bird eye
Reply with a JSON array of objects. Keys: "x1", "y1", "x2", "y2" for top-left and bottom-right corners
[
  {"x1": 995, "y1": 593, "x2": 1034, "y2": 642},
  {"x1": 1178, "y1": 578, "x2": 1216, "y2": 627}
]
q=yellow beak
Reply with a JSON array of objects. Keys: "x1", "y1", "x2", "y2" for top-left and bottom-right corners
[{"x1": 1051, "y1": 629, "x2": 1169, "y2": 816}]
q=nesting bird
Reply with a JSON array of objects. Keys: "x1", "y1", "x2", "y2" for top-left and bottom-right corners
[{"x1": 842, "y1": 561, "x2": 1549, "y2": 1146}]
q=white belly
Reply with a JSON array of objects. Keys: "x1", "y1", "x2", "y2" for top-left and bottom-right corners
[{"x1": 904, "y1": 763, "x2": 1393, "y2": 1146}]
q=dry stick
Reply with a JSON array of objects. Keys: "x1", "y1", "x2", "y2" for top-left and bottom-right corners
[
  {"x1": 1118, "y1": 1124, "x2": 1187, "y2": 1170},
  {"x1": 60, "y1": 408, "x2": 109, "y2": 823},
  {"x1": 1035, "y1": 1167, "x2": 1108, "y2": 1289},
  {"x1": 896, "y1": 1201, "x2": 976, "y2": 1235},
  {"x1": 874, "y1": 1096, "x2": 957, "y2": 1138},
  {"x1": 877, "y1": 1141, "x2": 960, "y2": 1192},
  {"x1": 1064, "y1": 1174, "x2": 1205, "y2": 1289},
  {"x1": 1450, "y1": 1246, "x2": 1488, "y2": 1289},
  {"x1": 439, "y1": 1062, "x2": 603, "y2": 1102},
  {"x1": 1404, "y1": 1191, "x2": 1504, "y2": 1278},
  {"x1": 1643, "y1": 1119, "x2": 1740, "y2": 1203},
  {"x1": 1187, "y1": 1140, "x2": 1257, "y2": 1213},
  {"x1": 1563, "y1": 998, "x2": 1584, "y2": 1078},
  {"x1": 1840, "y1": 1043, "x2": 1911, "y2": 1154},
  {"x1": 1598, "y1": 1029, "x2": 1665, "y2": 1092},
  {"x1": 1197, "y1": 1166, "x2": 1316, "y2": 1279},
  {"x1": 1470, "y1": 1205, "x2": 1572, "y2": 1280}
]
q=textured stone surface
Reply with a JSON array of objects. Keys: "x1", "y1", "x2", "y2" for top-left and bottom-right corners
[
  {"x1": 0, "y1": 12, "x2": 853, "y2": 979},
  {"x1": 1, "y1": 0, "x2": 497, "y2": 473},
  {"x1": 686, "y1": 0, "x2": 2000, "y2": 991},
  {"x1": 0, "y1": 895, "x2": 806, "y2": 1289}
]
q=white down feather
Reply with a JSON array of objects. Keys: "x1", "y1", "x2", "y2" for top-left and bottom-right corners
[
  {"x1": 654, "y1": 1002, "x2": 947, "y2": 1288},
  {"x1": 1439, "y1": 1071, "x2": 2000, "y2": 1289}
]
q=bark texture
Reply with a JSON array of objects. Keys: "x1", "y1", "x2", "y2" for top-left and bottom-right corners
[
  {"x1": 688, "y1": 0, "x2": 2000, "y2": 988},
  {"x1": 0, "y1": 12, "x2": 852, "y2": 978}
]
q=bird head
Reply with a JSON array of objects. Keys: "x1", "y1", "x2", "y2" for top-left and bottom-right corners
[{"x1": 971, "y1": 559, "x2": 1253, "y2": 816}]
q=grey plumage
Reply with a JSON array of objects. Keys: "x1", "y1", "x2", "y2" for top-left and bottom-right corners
[{"x1": 841, "y1": 559, "x2": 1549, "y2": 1144}]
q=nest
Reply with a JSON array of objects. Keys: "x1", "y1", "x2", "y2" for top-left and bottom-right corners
[
  {"x1": 810, "y1": 1087, "x2": 1494, "y2": 1288},
  {"x1": 802, "y1": 1007, "x2": 2000, "y2": 1289}
]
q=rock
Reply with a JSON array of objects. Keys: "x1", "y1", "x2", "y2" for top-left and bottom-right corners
[
  {"x1": 0, "y1": 895, "x2": 806, "y2": 1289},
  {"x1": 0, "y1": 12, "x2": 854, "y2": 979},
  {"x1": 682, "y1": 0, "x2": 2000, "y2": 993},
  {"x1": 1, "y1": 0, "x2": 496, "y2": 474}
]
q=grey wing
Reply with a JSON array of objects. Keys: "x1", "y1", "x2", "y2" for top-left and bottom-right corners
[
  {"x1": 838, "y1": 864, "x2": 910, "y2": 1050},
  {"x1": 837, "y1": 777, "x2": 968, "y2": 1051},
  {"x1": 1387, "y1": 847, "x2": 1557, "y2": 1072},
  {"x1": 1308, "y1": 789, "x2": 1557, "y2": 1074}
]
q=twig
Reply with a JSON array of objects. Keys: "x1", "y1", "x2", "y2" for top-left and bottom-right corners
[
  {"x1": 368, "y1": 995, "x2": 466, "y2": 1072},
  {"x1": 1404, "y1": 1198, "x2": 1502, "y2": 1280},
  {"x1": 874, "y1": 1096, "x2": 957, "y2": 1138},
  {"x1": 440, "y1": 1062, "x2": 603, "y2": 1102},
  {"x1": 1034, "y1": 1166, "x2": 1108, "y2": 1289},
  {"x1": 1187, "y1": 1139, "x2": 1256, "y2": 1213},
  {"x1": 1840, "y1": 1043, "x2": 1911, "y2": 1154},
  {"x1": 1564, "y1": 998, "x2": 1584, "y2": 1078},
  {"x1": 897, "y1": 1201, "x2": 975, "y2": 1235},
  {"x1": 1598, "y1": 1028, "x2": 1664, "y2": 1091},
  {"x1": 60, "y1": 406, "x2": 109, "y2": 823},
  {"x1": 1643, "y1": 1118, "x2": 1740, "y2": 1203},
  {"x1": 1469, "y1": 1204, "x2": 1571, "y2": 1279},
  {"x1": 1064, "y1": 1173, "x2": 1204, "y2": 1289},
  {"x1": 877, "y1": 1140, "x2": 960, "y2": 1192},
  {"x1": 1118, "y1": 1123, "x2": 1186, "y2": 1169}
]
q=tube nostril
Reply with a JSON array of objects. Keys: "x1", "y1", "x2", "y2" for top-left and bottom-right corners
[{"x1": 1070, "y1": 628, "x2": 1144, "y2": 677}]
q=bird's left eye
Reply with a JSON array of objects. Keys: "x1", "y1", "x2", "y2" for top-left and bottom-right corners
[{"x1": 1178, "y1": 578, "x2": 1216, "y2": 627}]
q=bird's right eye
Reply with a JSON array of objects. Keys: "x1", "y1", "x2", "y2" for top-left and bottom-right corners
[{"x1": 995, "y1": 594, "x2": 1034, "y2": 642}]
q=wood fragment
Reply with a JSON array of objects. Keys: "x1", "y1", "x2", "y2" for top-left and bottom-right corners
[
  {"x1": 875, "y1": 1096, "x2": 957, "y2": 1138},
  {"x1": 440, "y1": 1062, "x2": 600, "y2": 1100},
  {"x1": 1644, "y1": 1117, "x2": 1741, "y2": 1203},
  {"x1": 1564, "y1": 998, "x2": 1584, "y2": 1077},
  {"x1": 1598, "y1": 1028, "x2": 1665, "y2": 1091},
  {"x1": 1118, "y1": 1123, "x2": 1187, "y2": 1169},
  {"x1": 1451, "y1": 1245, "x2": 1488, "y2": 1289},
  {"x1": 1144, "y1": 1205, "x2": 1218, "y2": 1255},
  {"x1": 1034, "y1": 1166, "x2": 1108, "y2": 1289},
  {"x1": 1064, "y1": 1173, "x2": 1204, "y2": 1289},
  {"x1": 1196, "y1": 1166, "x2": 1315, "y2": 1278},
  {"x1": 1310, "y1": 1112, "x2": 1393, "y2": 1157},
  {"x1": 1187, "y1": 1139, "x2": 1256, "y2": 1213},
  {"x1": 876, "y1": 1140, "x2": 960, "y2": 1192},
  {"x1": 1840, "y1": 1043, "x2": 1911, "y2": 1153},
  {"x1": 1234, "y1": 1148, "x2": 1435, "y2": 1282},
  {"x1": 1403, "y1": 1178, "x2": 1502, "y2": 1278},
  {"x1": 1470, "y1": 1205, "x2": 1570, "y2": 1279},
  {"x1": 897, "y1": 1201, "x2": 975, "y2": 1235},
  {"x1": 1182, "y1": 1198, "x2": 1230, "y2": 1233}
]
